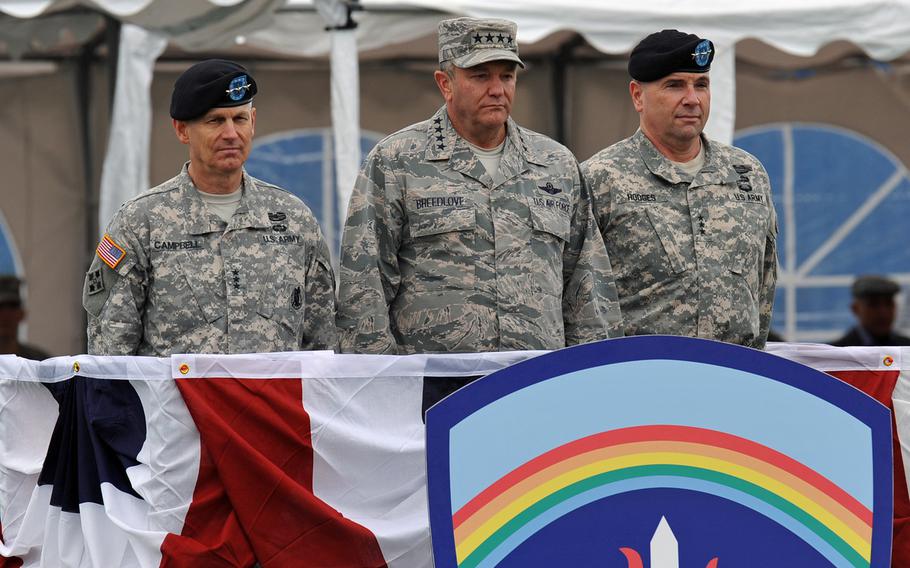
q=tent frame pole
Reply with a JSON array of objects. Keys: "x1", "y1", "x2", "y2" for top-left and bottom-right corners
[
  {"x1": 551, "y1": 35, "x2": 585, "y2": 145},
  {"x1": 76, "y1": 15, "x2": 120, "y2": 348}
]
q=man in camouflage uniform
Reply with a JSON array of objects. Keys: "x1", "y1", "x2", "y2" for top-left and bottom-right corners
[
  {"x1": 337, "y1": 17, "x2": 622, "y2": 354},
  {"x1": 581, "y1": 30, "x2": 778, "y2": 348},
  {"x1": 83, "y1": 59, "x2": 336, "y2": 355}
]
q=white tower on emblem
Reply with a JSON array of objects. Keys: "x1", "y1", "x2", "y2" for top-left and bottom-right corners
[
  {"x1": 650, "y1": 516, "x2": 679, "y2": 568},
  {"x1": 619, "y1": 515, "x2": 718, "y2": 568}
]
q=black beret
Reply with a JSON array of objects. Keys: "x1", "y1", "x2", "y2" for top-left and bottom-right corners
[
  {"x1": 628, "y1": 29, "x2": 714, "y2": 82},
  {"x1": 852, "y1": 275, "x2": 901, "y2": 298},
  {"x1": 170, "y1": 59, "x2": 258, "y2": 121}
]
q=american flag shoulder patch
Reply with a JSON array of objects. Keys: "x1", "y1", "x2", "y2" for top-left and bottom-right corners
[{"x1": 96, "y1": 234, "x2": 126, "y2": 269}]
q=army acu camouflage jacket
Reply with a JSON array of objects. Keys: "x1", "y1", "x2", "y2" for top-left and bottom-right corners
[
  {"x1": 336, "y1": 106, "x2": 623, "y2": 354},
  {"x1": 83, "y1": 165, "x2": 336, "y2": 356},
  {"x1": 581, "y1": 130, "x2": 778, "y2": 349}
]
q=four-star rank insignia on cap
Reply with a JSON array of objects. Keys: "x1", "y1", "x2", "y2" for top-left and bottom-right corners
[{"x1": 96, "y1": 234, "x2": 125, "y2": 270}]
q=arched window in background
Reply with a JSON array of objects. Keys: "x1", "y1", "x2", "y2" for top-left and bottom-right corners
[
  {"x1": 735, "y1": 123, "x2": 910, "y2": 342},
  {"x1": 246, "y1": 128, "x2": 384, "y2": 256}
]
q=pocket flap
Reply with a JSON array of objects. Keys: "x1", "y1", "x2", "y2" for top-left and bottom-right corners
[
  {"x1": 410, "y1": 206, "x2": 475, "y2": 238},
  {"x1": 528, "y1": 196, "x2": 571, "y2": 242},
  {"x1": 645, "y1": 209, "x2": 687, "y2": 274}
]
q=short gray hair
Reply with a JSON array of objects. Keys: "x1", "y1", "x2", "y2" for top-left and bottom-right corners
[{"x1": 440, "y1": 61, "x2": 456, "y2": 78}]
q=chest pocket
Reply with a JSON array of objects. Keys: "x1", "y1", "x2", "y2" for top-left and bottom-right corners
[
  {"x1": 257, "y1": 245, "x2": 308, "y2": 343},
  {"x1": 528, "y1": 195, "x2": 571, "y2": 243},
  {"x1": 404, "y1": 187, "x2": 476, "y2": 291},
  {"x1": 645, "y1": 209, "x2": 687, "y2": 275},
  {"x1": 409, "y1": 205, "x2": 474, "y2": 238},
  {"x1": 525, "y1": 195, "x2": 571, "y2": 297},
  {"x1": 150, "y1": 250, "x2": 222, "y2": 332}
]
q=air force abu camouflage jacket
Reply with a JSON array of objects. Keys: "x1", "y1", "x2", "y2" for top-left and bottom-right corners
[
  {"x1": 581, "y1": 130, "x2": 778, "y2": 349},
  {"x1": 83, "y1": 166, "x2": 336, "y2": 356},
  {"x1": 337, "y1": 106, "x2": 623, "y2": 354}
]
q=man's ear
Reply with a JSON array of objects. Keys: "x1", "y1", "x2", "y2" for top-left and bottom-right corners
[
  {"x1": 434, "y1": 69, "x2": 453, "y2": 103},
  {"x1": 173, "y1": 119, "x2": 190, "y2": 145},
  {"x1": 630, "y1": 80, "x2": 645, "y2": 113}
]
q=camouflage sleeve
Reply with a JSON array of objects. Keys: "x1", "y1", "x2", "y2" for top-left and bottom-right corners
[
  {"x1": 561, "y1": 164, "x2": 624, "y2": 345},
  {"x1": 336, "y1": 148, "x2": 403, "y2": 354},
  {"x1": 579, "y1": 156, "x2": 613, "y2": 236},
  {"x1": 755, "y1": 165, "x2": 779, "y2": 349},
  {"x1": 300, "y1": 223, "x2": 338, "y2": 351},
  {"x1": 81, "y1": 211, "x2": 149, "y2": 355}
]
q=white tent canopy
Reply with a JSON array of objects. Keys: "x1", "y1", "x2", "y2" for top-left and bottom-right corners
[{"x1": 5, "y1": 0, "x2": 910, "y2": 227}]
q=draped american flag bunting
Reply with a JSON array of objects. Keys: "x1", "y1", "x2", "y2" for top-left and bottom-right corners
[{"x1": 1, "y1": 345, "x2": 908, "y2": 567}]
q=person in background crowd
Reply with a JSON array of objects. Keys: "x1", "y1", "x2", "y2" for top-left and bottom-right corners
[
  {"x1": 336, "y1": 17, "x2": 622, "y2": 356},
  {"x1": 83, "y1": 59, "x2": 336, "y2": 356},
  {"x1": 831, "y1": 275, "x2": 910, "y2": 347},
  {"x1": 0, "y1": 275, "x2": 50, "y2": 359},
  {"x1": 582, "y1": 29, "x2": 778, "y2": 349}
]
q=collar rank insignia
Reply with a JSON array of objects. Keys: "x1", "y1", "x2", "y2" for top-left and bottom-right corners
[{"x1": 538, "y1": 182, "x2": 562, "y2": 195}]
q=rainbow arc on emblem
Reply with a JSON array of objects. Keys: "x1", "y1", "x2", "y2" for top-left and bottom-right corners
[{"x1": 451, "y1": 425, "x2": 872, "y2": 568}]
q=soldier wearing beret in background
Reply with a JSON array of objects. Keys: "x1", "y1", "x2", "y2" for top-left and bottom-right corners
[
  {"x1": 831, "y1": 275, "x2": 910, "y2": 347},
  {"x1": 581, "y1": 30, "x2": 778, "y2": 349},
  {"x1": 336, "y1": 17, "x2": 623, "y2": 355},
  {"x1": 82, "y1": 59, "x2": 336, "y2": 356}
]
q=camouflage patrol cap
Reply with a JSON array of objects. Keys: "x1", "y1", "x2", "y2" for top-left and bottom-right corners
[
  {"x1": 852, "y1": 275, "x2": 901, "y2": 298},
  {"x1": 438, "y1": 17, "x2": 524, "y2": 69},
  {"x1": 629, "y1": 29, "x2": 714, "y2": 82},
  {"x1": 170, "y1": 59, "x2": 258, "y2": 121}
]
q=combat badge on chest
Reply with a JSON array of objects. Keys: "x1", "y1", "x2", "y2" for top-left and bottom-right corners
[
  {"x1": 731, "y1": 164, "x2": 764, "y2": 203},
  {"x1": 733, "y1": 164, "x2": 752, "y2": 192},
  {"x1": 538, "y1": 182, "x2": 562, "y2": 195},
  {"x1": 263, "y1": 211, "x2": 302, "y2": 244},
  {"x1": 533, "y1": 181, "x2": 570, "y2": 212}
]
